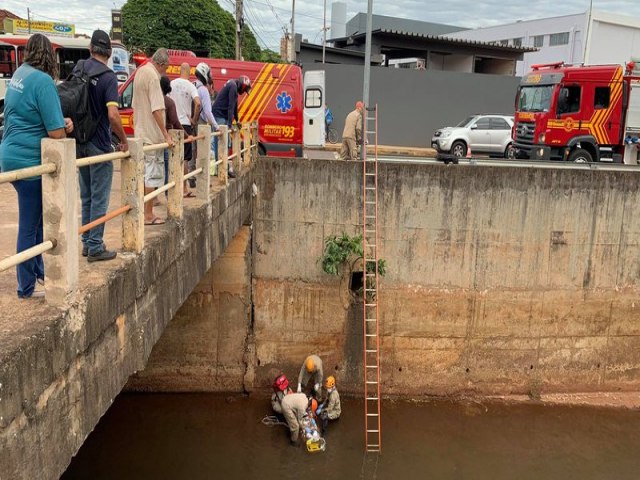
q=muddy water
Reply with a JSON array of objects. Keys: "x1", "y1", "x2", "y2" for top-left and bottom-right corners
[{"x1": 62, "y1": 394, "x2": 640, "y2": 480}]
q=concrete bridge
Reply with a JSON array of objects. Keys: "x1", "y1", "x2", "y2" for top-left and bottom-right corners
[{"x1": 4, "y1": 154, "x2": 640, "y2": 479}]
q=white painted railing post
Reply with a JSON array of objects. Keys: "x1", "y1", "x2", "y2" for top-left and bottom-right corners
[
  {"x1": 242, "y1": 124, "x2": 251, "y2": 168},
  {"x1": 196, "y1": 124, "x2": 212, "y2": 201},
  {"x1": 232, "y1": 125, "x2": 241, "y2": 176},
  {"x1": 218, "y1": 125, "x2": 229, "y2": 185},
  {"x1": 252, "y1": 122, "x2": 259, "y2": 162},
  {"x1": 167, "y1": 129, "x2": 184, "y2": 220},
  {"x1": 121, "y1": 138, "x2": 144, "y2": 253},
  {"x1": 42, "y1": 138, "x2": 78, "y2": 307}
]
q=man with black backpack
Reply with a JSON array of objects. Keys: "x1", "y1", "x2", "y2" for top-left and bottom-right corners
[{"x1": 58, "y1": 30, "x2": 128, "y2": 262}]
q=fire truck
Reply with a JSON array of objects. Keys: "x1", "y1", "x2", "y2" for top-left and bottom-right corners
[
  {"x1": 513, "y1": 61, "x2": 640, "y2": 164},
  {"x1": 118, "y1": 51, "x2": 326, "y2": 157}
]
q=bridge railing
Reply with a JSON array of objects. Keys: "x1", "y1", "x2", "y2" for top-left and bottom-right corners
[{"x1": 0, "y1": 122, "x2": 259, "y2": 307}]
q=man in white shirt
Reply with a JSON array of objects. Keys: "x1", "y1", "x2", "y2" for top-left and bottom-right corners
[{"x1": 169, "y1": 63, "x2": 201, "y2": 193}]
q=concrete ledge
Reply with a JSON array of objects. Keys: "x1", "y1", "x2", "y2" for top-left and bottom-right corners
[{"x1": 0, "y1": 168, "x2": 253, "y2": 479}]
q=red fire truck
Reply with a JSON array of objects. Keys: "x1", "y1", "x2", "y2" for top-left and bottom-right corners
[
  {"x1": 118, "y1": 52, "x2": 324, "y2": 157},
  {"x1": 513, "y1": 61, "x2": 640, "y2": 164}
]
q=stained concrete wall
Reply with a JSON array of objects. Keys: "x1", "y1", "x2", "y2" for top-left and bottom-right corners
[
  {"x1": 127, "y1": 226, "x2": 253, "y2": 392},
  {"x1": 0, "y1": 171, "x2": 253, "y2": 480},
  {"x1": 250, "y1": 158, "x2": 640, "y2": 397}
]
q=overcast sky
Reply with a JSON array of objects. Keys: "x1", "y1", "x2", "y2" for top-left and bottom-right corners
[{"x1": 2, "y1": 0, "x2": 636, "y2": 51}]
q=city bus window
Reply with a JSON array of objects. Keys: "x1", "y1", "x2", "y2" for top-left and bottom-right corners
[
  {"x1": 57, "y1": 48, "x2": 90, "y2": 79},
  {"x1": 0, "y1": 46, "x2": 16, "y2": 78},
  {"x1": 17, "y1": 47, "x2": 25, "y2": 66}
]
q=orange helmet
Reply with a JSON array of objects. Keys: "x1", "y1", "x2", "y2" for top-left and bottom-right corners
[
  {"x1": 324, "y1": 375, "x2": 336, "y2": 389},
  {"x1": 308, "y1": 397, "x2": 318, "y2": 415},
  {"x1": 305, "y1": 356, "x2": 315, "y2": 373}
]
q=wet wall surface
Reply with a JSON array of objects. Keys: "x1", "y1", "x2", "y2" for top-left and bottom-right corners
[{"x1": 63, "y1": 393, "x2": 640, "y2": 480}]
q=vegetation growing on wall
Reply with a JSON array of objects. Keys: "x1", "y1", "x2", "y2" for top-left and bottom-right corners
[{"x1": 319, "y1": 233, "x2": 386, "y2": 299}]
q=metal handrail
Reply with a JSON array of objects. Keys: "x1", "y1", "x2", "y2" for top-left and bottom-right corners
[
  {"x1": 184, "y1": 168, "x2": 203, "y2": 181},
  {"x1": 1, "y1": 123, "x2": 260, "y2": 284},
  {"x1": 0, "y1": 163, "x2": 57, "y2": 185},
  {"x1": 78, "y1": 205, "x2": 132, "y2": 235},
  {"x1": 0, "y1": 240, "x2": 56, "y2": 272},
  {"x1": 143, "y1": 142, "x2": 169, "y2": 153},
  {"x1": 143, "y1": 181, "x2": 176, "y2": 203},
  {"x1": 76, "y1": 150, "x2": 130, "y2": 168}
]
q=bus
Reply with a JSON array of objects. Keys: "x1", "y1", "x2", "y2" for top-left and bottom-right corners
[{"x1": 0, "y1": 34, "x2": 131, "y2": 97}]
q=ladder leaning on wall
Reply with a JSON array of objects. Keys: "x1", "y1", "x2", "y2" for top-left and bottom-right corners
[{"x1": 362, "y1": 104, "x2": 381, "y2": 453}]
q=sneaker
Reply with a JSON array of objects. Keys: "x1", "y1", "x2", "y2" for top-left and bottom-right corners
[
  {"x1": 37, "y1": 277, "x2": 45, "y2": 286},
  {"x1": 228, "y1": 169, "x2": 237, "y2": 179},
  {"x1": 83, "y1": 242, "x2": 106, "y2": 257},
  {"x1": 87, "y1": 250, "x2": 117, "y2": 263},
  {"x1": 20, "y1": 284, "x2": 45, "y2": 299}
]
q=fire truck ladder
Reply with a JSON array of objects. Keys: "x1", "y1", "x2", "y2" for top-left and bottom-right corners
[{"x1": 362, "y1": 104, "x2": 381, "y2": 453}]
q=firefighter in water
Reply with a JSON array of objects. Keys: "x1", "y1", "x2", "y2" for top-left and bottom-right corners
[
  {"x1": 281, "y1": 391, "x2": 310, "y2": 445},
  {"x1": 297, "y1": 355, "x2": 323, "y2": 397},
  {"x1": 271, "y1": 374, "x2": 292, "y2": 415},
  {"x1": 317, "y1": 375, "x2": 341, "y2": 433}
]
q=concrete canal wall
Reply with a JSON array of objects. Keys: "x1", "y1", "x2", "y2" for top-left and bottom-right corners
[{"x1": 137, "y1": 158, "x2": 640, "y2": 397}]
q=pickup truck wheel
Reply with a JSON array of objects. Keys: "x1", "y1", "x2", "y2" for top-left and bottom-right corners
[
  {"x1": 568, "y1": 148, "x2": 593, "y2": 163},
  {"x1": 451, "y1": 141, "x2": 467, "y2": 158}
]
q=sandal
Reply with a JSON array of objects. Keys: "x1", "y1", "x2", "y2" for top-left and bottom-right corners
[
  {"x1": 183, "y1": 191, "x2": 196, "y2": 198},
  {"x1": 144, "y1": 217, "x2": 166, "y2": 226}
]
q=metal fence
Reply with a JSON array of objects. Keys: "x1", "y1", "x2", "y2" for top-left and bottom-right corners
[{"x1": 0, "y1": 122, "x2": 259, "y2": 307}]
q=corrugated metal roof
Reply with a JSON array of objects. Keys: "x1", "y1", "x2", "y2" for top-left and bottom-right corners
[
  {"x1": 376, "y1": 28, "x2": 537, "y2": 53},
  {"x1": 332, "y1": 28, "x2": 537, "y2": 53}
]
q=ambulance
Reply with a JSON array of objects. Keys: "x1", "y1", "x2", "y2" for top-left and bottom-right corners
[{"x1": 118, "y1": 51, "x2": 326, "y2": 157}]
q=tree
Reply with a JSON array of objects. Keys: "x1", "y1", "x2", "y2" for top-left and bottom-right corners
[{"x1": 121, "y1": 0, "x2": 266, "y2": 60}]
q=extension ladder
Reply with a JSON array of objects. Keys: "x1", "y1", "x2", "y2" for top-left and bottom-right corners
[{"x1": 362, "y1": 104, "x2": 381, "y2": 453}]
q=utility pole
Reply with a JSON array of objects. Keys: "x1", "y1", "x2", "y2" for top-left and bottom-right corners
[
  {"x1": 322, "y1": 0, "x2": 327, "y2": 63},
  {"x1": 583, "y1": 0, "x2": 594, "y2": 64},
  {"x1": 290, "y1": 0, "x2": 296, "y2": 63},
  {"x1": 362, "y1": 0, "x2": 373, "y2": 108},
  {"x1": 235, "y1": 0, "x2": 243, "y2": 61},
  {"x1": 27, "y1": 8, "x2": 31, "y2": 34}
]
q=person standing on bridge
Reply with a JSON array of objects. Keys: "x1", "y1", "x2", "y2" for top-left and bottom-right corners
[
  {"x1": 297, "y1": 354, "x2": 323, "y2": 397},
  {"x1": 132, "y1": 48, "x2": 175, "y2": 226},
  {"x1": 0, "y1": 34, "x2": 73, "y2": 298},
  {"x1": 339, "y1": 101, "x2": 363, "y2": 161},
  {"x1": 169, "y1": 63, "x2": 201, "y2": 196},
  {"x1": 212, "y1": 76, "x2": 252, "y2": 179},
  {"x1": 75, "y1": 30, "x2": 128, "y2": 262}
]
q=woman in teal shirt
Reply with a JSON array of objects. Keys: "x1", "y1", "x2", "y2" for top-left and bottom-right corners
[{"x1": 0, "y1": 34, "x2": 73, "y2": 298}]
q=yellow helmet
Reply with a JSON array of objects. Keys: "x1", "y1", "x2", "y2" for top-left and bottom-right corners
[
  {"x1": 324, "y1": 375, "x2": 336, "y2": 389},
  {"x1": 305, "y1": 356, "x2": 315, "y2": 373}
]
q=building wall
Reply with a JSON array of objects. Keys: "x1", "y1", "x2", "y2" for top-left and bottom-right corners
[
  {"x1": 250, "y1": 158, "x2": 640, "y2": 397},
  {"x1": 303, "y1": 63, "x2": 520, "y2": 147},
  {"x1": 588, "y1": 13, "x2": 640, "y2": 65},
  {"x1": 451, "y1": 13, "x2": 587, "y2": 76}
]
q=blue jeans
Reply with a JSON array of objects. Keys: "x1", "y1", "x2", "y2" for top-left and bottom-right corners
[
  {"x1": 77, "y1": 142, "x2": 113, "y2": 256},
  {"x1": 213, "y1": 116, "x2": 229, "y2": 164},
  {"x1": 12, "y1": 179, "x2": 44, "y2": 298}
]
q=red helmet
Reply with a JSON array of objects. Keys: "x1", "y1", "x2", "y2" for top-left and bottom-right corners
[
  {"x1": 273, "y1": 374, "x2": 289, "y2": 392},
  {"x1": 238, "y1": 75, "x2": 252, "y2": 94}
]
